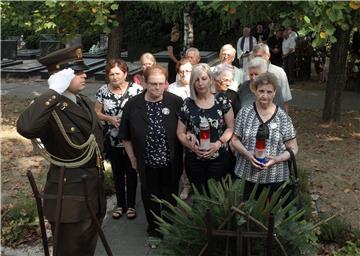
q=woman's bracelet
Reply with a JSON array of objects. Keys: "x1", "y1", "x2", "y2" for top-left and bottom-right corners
[{"x1": 217, "y1": 138, "x2": 226, "y2": 147}]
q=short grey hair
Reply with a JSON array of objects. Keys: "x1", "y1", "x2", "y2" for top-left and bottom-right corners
[
  {"x1": 189, "y1": 63, "x2": 216, "y2": 100},
  {"x1": 252, "y1": 43, "x2": 270, "y2": 57},
  {"x1": 248, "y1": 57, "x2": 268, "y2": 73},
  {"x1": 220, "y1": 44, "x2": 236, "y2": 57},
  {"x1": 185, "y1": 47, "x2": 200, "y2": 57},
  {"x1": 212, "y1": 63, "x2": 235, "y2": 81},
  {"x1": 253, "y1": 72, "x2": 278, "y2": 91}
]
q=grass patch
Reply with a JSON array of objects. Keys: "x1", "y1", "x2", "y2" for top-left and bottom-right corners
[
  {"x1": 1, "y1": 197, "x2": 39, "y2": 247},
  {"x1": 103, "y1": 160, "x2": 115, "y2": 197},
  {"x1": 297, "y1": 168, "x2": 313, "y2": 221}
]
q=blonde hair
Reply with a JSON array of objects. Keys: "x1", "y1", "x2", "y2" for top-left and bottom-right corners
[
  {"x1": 140, "y1": 52, "x2": 156, "y2": 65},
  {"x1": 171, "y1": 26, "x2": 180, "y2": 36},
  {"x1": 189, "y1": 63, "x2": 216, "y2": 100}
]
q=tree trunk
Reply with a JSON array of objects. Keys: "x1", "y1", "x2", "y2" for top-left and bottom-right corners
[
  {"x1": 107, "y1": 3, "x2": 126, "y2": 61},
  {"x1": 322, "y1": 28, "x2": 351, "y2": 122},
  {"x1": 183, "y1": 11, "x2": 194, "y2": 50}
]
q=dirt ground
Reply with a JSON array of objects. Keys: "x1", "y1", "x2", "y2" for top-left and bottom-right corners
[{"x1": 1, "y1": 82, "x2": 359, "y2": 235}]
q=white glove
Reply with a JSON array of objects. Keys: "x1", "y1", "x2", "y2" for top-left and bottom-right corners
[{"x1": 48, "y1": 68, "x2": 75, "y2": 94}]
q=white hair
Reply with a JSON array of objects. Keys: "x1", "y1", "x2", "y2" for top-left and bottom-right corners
[
  {"x1": 248, "y1": 57, "x2": 267, "y2": 73},
  {"x1": 252, "y1": 43, "x2": 270, "y2": 57}
]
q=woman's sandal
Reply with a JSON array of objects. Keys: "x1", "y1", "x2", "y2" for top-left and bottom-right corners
[
  {"x1": 126, "y1": 208, "x2": 137, "y2": 220},
  {"x1": 112, "y1": 207, "x2": 123, "y2": 219}
]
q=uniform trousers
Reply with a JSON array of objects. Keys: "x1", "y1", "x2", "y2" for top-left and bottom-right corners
[{"x1": 50, "y1": 216, "x2": 101, "y2": 256}]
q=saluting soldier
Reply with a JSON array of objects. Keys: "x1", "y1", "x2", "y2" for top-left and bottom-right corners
[{"x1": 17, "y1": 44, "x2": 106, "y2": 256}]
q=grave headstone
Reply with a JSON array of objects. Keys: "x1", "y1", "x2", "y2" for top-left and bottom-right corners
[
  {"x1": 39, "y1": 40, "x2": 62, "y2": 57},
  {"x1": 65, "y1": 34, "x2": 82, "y2": 47},
  {"x1": 39, "y1": 34, "x2": 56, "y2": 41},
  {"x1": 100, "y1": 34, "x2": 108, "y2": 49},
  {"x1": 127, "y1": 43, "x2": 150, "y2": 62},
  {"x1": 1, "y1": 40, "x2": 17, "y2": 60}
]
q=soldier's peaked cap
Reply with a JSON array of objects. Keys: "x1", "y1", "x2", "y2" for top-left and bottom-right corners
[{"x1": 39, "y1": 43, "x2": 89, "y2": 74}]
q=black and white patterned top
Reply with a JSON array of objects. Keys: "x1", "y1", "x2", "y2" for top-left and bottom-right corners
[
  {"x1": 234, "y1": 103, "x2": 296, "y2": 183},
  {"x1": 96, "y1": 82, "x2": 143, "y2": 147},
  {"x1": 179, "y1": 92, "x2": 232, "y2": 159},
  {"x1": 144, "y1": 100, "x2": 171, "y2": 167}
]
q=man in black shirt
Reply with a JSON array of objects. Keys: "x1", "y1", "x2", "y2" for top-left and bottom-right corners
[{"x1": 267, "y1": 27, "x2": 284, "y2": 67}]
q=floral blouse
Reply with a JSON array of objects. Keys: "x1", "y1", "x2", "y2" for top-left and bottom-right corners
[
  {"x1": 96, "y1": 82, "x2": 143, "y2": 147},
  {"x1": 179, "y1": 92, "x2": 232, "y2": 159},
  {"x1": 144, "y1": 101, "x2": 171, "y2": 167}
]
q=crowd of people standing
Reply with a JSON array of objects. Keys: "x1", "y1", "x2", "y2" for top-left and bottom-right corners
[
  {"x1": 16, "y1": 23, "x2": 301, "y2": 255},
  {"x1": 91, "y1": 23, "x2": 300, "y2": 248}
]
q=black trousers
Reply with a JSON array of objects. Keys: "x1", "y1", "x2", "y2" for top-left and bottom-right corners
[
  {"x1": 109, "y1": 147, "x2": 137, "y2": 209},
  {"x1": 284, "y1": 52, "x2": 296, "y2": 84},
  {"x1": 185, "y1": 151, "x2": 230, "y2": 195},
  {"x1": 141, "y1": 164, "x2": 178, "y2": 237}
]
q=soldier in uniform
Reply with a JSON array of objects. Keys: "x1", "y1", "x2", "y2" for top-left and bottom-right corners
[{"x1": 17, "y1": 44, "x2": 106, "y2": 256}]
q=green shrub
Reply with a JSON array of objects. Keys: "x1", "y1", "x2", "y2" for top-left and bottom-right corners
[
  {"x1": 318, "y1": 214, "x2": 352, "y2": 243},
  {"x1": 153, "y1": 176, "x2": 318, "y2": 255}
]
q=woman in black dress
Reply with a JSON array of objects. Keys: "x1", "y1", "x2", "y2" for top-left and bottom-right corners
[{"x1": 167, "y1": 27, "x2": 181, "y2": 83}]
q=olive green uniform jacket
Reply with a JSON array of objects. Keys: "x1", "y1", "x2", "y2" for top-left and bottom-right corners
[{"x1": 17, "y1": 89, "x2": 106, "y2": 223}]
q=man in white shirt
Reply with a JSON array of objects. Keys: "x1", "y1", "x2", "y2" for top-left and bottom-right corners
[
  {"x1": 237, "y1": 27, "x2": 257, "y2": 77},
  {"x1": 252, "y1": 43, "x2": 292, "y2": 113},
  {"x1": 282, "y1": 27, "x2": 296, "y2": 84}
]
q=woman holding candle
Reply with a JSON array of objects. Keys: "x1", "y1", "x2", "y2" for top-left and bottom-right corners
[
  {"x1": 231, "y1": 72, "x2": 298, "y2": 200},
  {"x1": 176, "y1": 63, "x2": 234, "y2": 194}
]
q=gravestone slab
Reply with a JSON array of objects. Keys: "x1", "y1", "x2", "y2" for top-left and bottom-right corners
[
  {"x1": 0, "y1": 60, "x2": 23, "y2": 68},
  {"x1": 17, "y1": 49, "x2": 41, "y2": 60},
  {"x1": 1, "y1": 59, "x2": 46, "y2": 78},
  {"x1": 1, "y1": 40, "x2": 18, "y2": 60}
]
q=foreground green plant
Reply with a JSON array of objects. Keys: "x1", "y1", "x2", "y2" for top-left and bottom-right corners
[
  {"x1": 153, "y1": 176, "x2": 318, "y2": 256},
  {"x1": 318, "y1": 214, "x2": 352, "y2": 243},
  {"x1": 1, "y1": 198, "x2": 39, "y2": 246}
]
